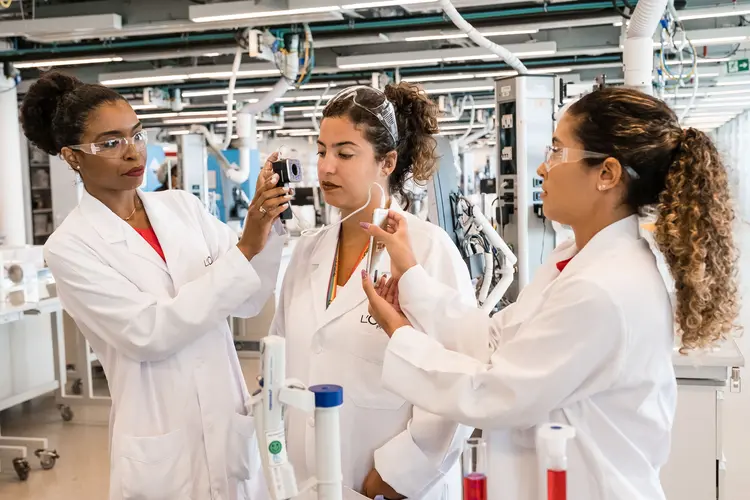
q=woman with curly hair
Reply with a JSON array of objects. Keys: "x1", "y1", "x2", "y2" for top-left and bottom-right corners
[
  {"x1": 253, "y1": 83, "x2": 475, "y2": 500},
  {"x1": 362, "y1": 87, "x2": 740, "y2": 500}
]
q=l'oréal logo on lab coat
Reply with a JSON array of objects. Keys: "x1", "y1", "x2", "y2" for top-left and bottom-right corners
[
  {"x1": 204, "y1": 256, "x2": 214, "y2": 267},
  {"x1": 360, "y1": 315, "x2": 383, "y2": 330}
]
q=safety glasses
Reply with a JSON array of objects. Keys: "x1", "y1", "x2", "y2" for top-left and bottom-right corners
[
  {"x1": 543, "y1": 146, "x2": 640, "y2": 180},
  {"x1": 68, "y1": 130, "x2": 148, "y2": 159},
  {"x1": 327, "y1": 85, "x2": 399, "y2": 145}
]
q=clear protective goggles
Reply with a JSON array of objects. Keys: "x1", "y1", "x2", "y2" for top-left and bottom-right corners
[
  {"x1": 68, "y1": 130, "x2": 148, "y2": 159},
  {"x1": 543, "y1": 146, "x2": 640, "y2": 180},
  {"x1": 326, "y1": 85, "x2": 399, "y2": 145}
]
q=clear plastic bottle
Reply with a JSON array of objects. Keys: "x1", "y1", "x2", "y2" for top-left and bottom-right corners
[
  {"x1": 462, "y1": 437, "x2": 487, "y2": 500},
  {"x1": 538, "y1": 424, "x2": 576, "y2": 500}
]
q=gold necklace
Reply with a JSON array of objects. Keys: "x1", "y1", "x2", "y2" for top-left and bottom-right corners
[{"x1": 123, "y1": 197, "x2": 140, "y2": 221}]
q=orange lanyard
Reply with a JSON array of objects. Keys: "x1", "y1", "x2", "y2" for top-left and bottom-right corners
[{"x1": 326, "y1": 237, "x2": 369, "y2": 308}]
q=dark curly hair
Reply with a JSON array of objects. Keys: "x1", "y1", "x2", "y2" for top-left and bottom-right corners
[
  {"x1": 568, "y1": 87, "x2": 739, "y2": 351},
  {"x1": 322, "y1": 82, "x2": 439, "y2": 203},
  {"x1": 20, "y1": 71, "x2": 126, "y2": 155}
]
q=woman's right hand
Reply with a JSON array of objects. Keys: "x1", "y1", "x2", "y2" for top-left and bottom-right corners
[
  {"x1": 360, "y1": 210, "x2": 417, "y2": 280},
  {"x1": 237, "y1": 153, "x2": 292, "y2": 260}
]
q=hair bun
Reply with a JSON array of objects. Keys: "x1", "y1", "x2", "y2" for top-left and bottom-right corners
[{"x1": 20, "y1": 72, "x2": 82, "y2": 155}]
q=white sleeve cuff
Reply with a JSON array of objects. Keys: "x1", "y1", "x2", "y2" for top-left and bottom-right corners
[
  {"x1": 374, "y1": 428, "x2": 442, "y2": 499},
  {"x1": 397, "y1": 265, "x2": 430, "y2": 308}
]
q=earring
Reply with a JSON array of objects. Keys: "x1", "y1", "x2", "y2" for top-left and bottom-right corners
[{"x1": 598, "y1": 184, "x2": 606, "y2": 191}]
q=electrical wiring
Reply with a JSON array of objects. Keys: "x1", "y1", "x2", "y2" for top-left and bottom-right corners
[
  {"x1": 296, "y1": 24, "x2": 314, "y2": 86},
  {"x1": 613, "y1": 0, "x2": 631, "y2": 19}
]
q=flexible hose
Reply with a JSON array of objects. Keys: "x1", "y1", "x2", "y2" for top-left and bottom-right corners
[
  {"x1": 459, "y1": 94, "x2": 476, "y2": 143},
  {"x1": 439, "y1": 0, "x2": 528, "y2": 75},
  {"x1": 222, "y1": 46, "x2": 243, "y2": 150},
  {"x1": 627, "y1": 0, "x2": 669, "y2": 38},
  {"x1": 312, "y1": 82, "x2": 334, "y2": 132},
  {"x1": 240, "y1": 78, "x2": 292, "y2": 115},
  {"x1": 623, "y1": 0, "x2": 669, "y2": 93}
]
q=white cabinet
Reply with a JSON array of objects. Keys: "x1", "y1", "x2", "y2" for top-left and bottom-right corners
[
  {"x1": 661, "y1": 383, "x2": 721, "y2": 500},
  {"x1": 661, "y1": 340, "x2": 744, "y2": 500}
]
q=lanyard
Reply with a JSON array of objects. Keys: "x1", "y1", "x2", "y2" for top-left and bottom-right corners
[{"x1": 326, "y1": 236, "x2": 369, "y2": 308}]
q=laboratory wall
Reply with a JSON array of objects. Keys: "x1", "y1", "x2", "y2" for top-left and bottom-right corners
[{"x1": 713, "y1": 112, "x2": 750, "y2": 499}]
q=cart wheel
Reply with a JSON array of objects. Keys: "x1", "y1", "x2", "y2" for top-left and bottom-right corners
[
  {"x1": 13, "y1": 458, "x2": 30, "y2": 481},
  {"x1": 71, "y1": 379, "x2": 83, "y2": 395},
  {"x1": 60, "y1": 405, "x2": 74, "y2": 422},
  {"x1": 34, "y1": 449, "x2": 60, "y2": 470}
]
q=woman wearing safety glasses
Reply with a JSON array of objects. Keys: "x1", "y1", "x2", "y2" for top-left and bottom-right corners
[
  {"x1": 20, "y1": 72, "x2": 290, "y2": 500},
  {"x1": 361, "y1": 87, "x2": 740, "y2": 500},
  {"x1": 252, "y1": 83, "x2": 475, "y2": 500}
]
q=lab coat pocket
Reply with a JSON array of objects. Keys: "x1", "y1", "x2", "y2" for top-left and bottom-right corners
[
  {"x1": 345, "y1": 333, "x2": 406, "y2": 411},
  {"x1": 228, "y1": 412, "x2": 260, "y2": 481},
  {"x1": 119, "y1": 428, "x2": 191, "y2": 500}
]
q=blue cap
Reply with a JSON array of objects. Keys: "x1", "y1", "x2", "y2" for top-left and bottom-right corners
[{"x1": 309, "y1": 385, "x2": 344, "y2": 408}]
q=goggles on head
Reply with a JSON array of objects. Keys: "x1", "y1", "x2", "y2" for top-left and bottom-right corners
[{"x1": 326, "y1": 85, "x2": 399, "y2": 145}]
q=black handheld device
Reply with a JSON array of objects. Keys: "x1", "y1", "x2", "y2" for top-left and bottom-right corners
[{"x1": 271, "y1": 159, "x2": 302, "y2": 220}]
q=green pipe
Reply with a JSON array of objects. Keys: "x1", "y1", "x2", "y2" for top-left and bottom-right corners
[
  {"x1": 0, "y1": 32, "x2": 237, "y2": 59},
  {"x1": 279, "y1": 1, "x2": 637, "y2": 34},
  {"x1": 398, "y1": 55, "x2": 622, "y2": 74}
]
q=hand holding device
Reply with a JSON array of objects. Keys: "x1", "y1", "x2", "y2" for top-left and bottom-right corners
[
  {"x1": 238, "y1": 153, "x2": 292, "y2": 260},
  {"x1": 360, "y1": 210, "x2": 417, "y2": 280},
  {"x1": 365, "y1": 208, "x2": 390, "y2": 283},
  {"x1": 271, "y1": 158, "x2": 303, "y2": 220}
]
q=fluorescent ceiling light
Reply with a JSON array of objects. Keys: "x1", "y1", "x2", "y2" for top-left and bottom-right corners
[
  {"x1": 303, "y1": 112, "x2": 324, "y2": 118},
  {"x1": 131, "y1": 103, "x2": 159, "y2": 110},
  {"x1": 405, "y1": 28, "x2": 537, "y2": 42},
  {"x1": 168, "y1": 130, "x2": 191, "y2": 136},
  {"x1": 340, "y1": 58, "x2": 443, "y2": 69},
  {"x1": 13, "y1": 56, "x2": 123, "y2": 69},
  {"x1": 672, "y1": 101, "x2": 750, "y2": 109},
  {"x1": 403, "y1": 73, "x2": 476, "y2": 83},
  {"x1": 277, "y1": 128, "x2": 316, "y2": 135},
  {"x1": 138, "y1": 110, "x2": 230, "y2": 120},
  {"x1": 183, "y1": 86, "x2": 274, "y2": 98},
  {"x1": 203, "y1": 52, "x2": 222, "y2": 58},
  {"x1": 440, "y1": 124, "x2": 487, "y2": 131},
  {"x1": 691, "y1": 36, "x2": 748, "y2": 45},
  {"x1": 0, "y1": 13, "x2": 122, "y2": 37},
  {"x1": 284, "y1": 130, "x2": 320, "y2": 137},
  {"x1": 100, "y1": 66, "x2": 280, "y2": 86},
  {"x1": 342, "y1": 0, "x2": 436, "y2": 8},
  {"x1": 716, "y1": 78, "x2": 750, "y2": 87},
  {"x1": 282, "y1": 105, "x2": 319, "y2": 112},
  {"x1": 337, "y1": 42, "x2": 556, "y2": 69},
  {"x1": 424, "y1": 85, "x2": 494, "y2": 94},
  {"x1": 678, "y1": 5, "x2": 750, "y2": 21},
  {"x1": 164, "y1": 117, "x2": 233, "y2": 125},
  {"x1": 664, "y1": 57, "x2": 732, "y2": 66},
  {"x1": 191, "y1": 6, "x2": 341, "y2": 23},
  {"x1": 102, "y1": 74, "x2": 190, "y2": 86}
]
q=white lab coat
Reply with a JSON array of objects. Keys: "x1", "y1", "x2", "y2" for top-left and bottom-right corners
[
  {"x1": 253, "y1": 204, "x2": 476, "y2": 500},
  {"x1": 381, "y1": 215, "x2": 677, "y2": 500},
  {"x1": 44, "y1": 188, "x2": 284, "y2": 500}
]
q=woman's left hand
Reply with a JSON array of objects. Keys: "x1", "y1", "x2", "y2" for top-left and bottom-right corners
[
  {"x1": 362, "y1": 270, "x2": 411, "y2": 338},
  {"x1": 360, "y1": 211, "x2": 417, "y2": 280},
  {"x1": 362, "y1": 468, "x2": 406, "y2": 499}
]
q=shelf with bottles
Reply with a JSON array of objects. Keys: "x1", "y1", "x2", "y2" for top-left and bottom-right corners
[{"x1": 26, "y1": 143, "x2": 54, "y2": 245}]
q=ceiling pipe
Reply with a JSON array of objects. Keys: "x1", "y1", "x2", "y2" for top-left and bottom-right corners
[
  {"x1": 623, "y1": 0, "x2": 669, "y2": 95},
  {"x1": 13, "y1": 1, "x2": 629, "y2": 46},
  {"x1": 440, "y1": 0, "x2": 528, "y2": 74}
]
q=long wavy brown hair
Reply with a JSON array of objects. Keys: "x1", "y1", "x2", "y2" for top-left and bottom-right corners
[{"x1": 568, "y1": 87, "x2": 739, "y2": 351}]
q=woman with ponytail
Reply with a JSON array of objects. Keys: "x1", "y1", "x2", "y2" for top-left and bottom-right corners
[
  {"x1": 362, "y1": 87, "x2": 739, "y2": 500},
  {"x1": 257, "y1": 83, "x2": 475, "y2": 500}
]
